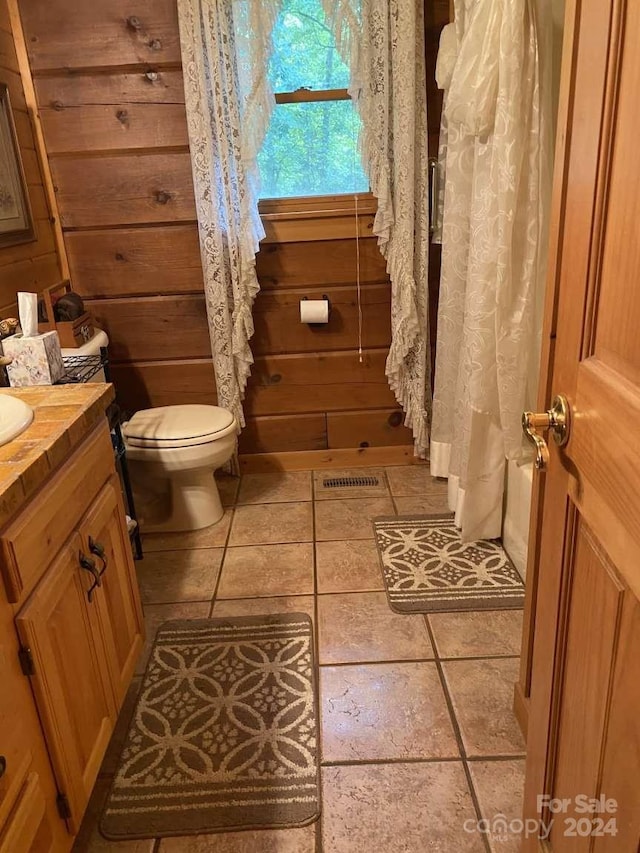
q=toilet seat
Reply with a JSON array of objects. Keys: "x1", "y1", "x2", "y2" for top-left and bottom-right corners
[{"x1": 124, "y1": 405, "x2": 236, "y2": 449}]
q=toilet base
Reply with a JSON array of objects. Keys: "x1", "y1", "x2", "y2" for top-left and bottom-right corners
[{"x1": 136, "y1": 470, "x2": 224, "y2": 534}]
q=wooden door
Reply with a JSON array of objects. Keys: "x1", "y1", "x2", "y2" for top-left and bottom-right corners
[
  {"x1": 523, "y1": 0, "x2": 640, "y2": 850},
  {"x1": 15, "y1": 536, "x2": 116, "y2": 834},
  {"x1": 80, "y1": 476, "x2": 144, "y2": 707}
]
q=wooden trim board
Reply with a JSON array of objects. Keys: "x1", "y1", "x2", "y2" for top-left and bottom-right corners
[
  {"x1": 239, "y1": 444, "x2": 420, "y2": 473},
  {"x1": 7, "y1": 0, "x2": 68, "y2": 278}
]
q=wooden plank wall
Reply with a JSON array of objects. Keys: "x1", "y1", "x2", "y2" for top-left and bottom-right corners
[
  {"x1": 17, "y1": 0, "x2": 448, "y2": 456},
  {"x1": 0, "y1": 0, "x2": 61, "y2": 315}
]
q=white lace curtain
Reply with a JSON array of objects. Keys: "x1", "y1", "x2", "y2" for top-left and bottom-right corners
[
  {"x1": 431, "y1": 0, "x2": 552, "y2": 540},
  {"x1": 322, "y1": 0, "x2": 432, "y2": 455},
  {"x1": 177, "y1": 0, "x2": 280, "y2": 428},
  {"x1": 178, "y1": 0, "x2": 431, "y2": 454}
]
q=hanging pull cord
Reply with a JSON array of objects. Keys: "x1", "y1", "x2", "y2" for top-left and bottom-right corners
[
  {"x1": 352, "y1": 108, "x2": 364, "y2": 365},
  {"x1": 355, "y1": 191, "x2": 363, "y2": 364}
]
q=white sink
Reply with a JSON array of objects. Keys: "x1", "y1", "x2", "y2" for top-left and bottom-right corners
[{"x1": 0, "y1": 395, "x2": 34, "y2": 446}]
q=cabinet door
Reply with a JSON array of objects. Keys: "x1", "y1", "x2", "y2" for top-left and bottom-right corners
[
  {"x1": 0, "y1": 772, "x2": 56, "y2": 853},
  {"x1": 80, "y1": 475, "x2": 144, "y2": 707},
  {"x1": 15, "y1": 537, "x2": 116, "y2": 834}
]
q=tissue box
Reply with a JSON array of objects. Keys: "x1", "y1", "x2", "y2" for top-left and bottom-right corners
[{"x1": 3, "y1": 331, "x2": 66, "y2": 386}]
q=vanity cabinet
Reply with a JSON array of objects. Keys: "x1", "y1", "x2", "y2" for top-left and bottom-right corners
[
  {"x1": 15, "y1": 535, "x2": 118, "y2": 834},
  {"x1": 0, "y1": 405, "x2": 144, "y2": 850}
]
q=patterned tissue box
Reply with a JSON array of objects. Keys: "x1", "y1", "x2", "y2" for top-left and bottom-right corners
[{"x1": 3, "y1": 331, "x2": 66, "y2": 386}]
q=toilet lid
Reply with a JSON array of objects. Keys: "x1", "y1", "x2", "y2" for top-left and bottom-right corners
[{"x1": 123, "y1": 405, "x2": 236, "y2": 448}]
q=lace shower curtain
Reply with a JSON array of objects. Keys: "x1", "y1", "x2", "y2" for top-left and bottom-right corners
[
  {"x1": 431, "y1": 0, "x2": 551, "y2": 540},
  {"x1": 177, "y1": 0, "x2": 280, "y2": 429},
  {"x1": 322, "y1": 0, "x2": 432, "y2": 456}
]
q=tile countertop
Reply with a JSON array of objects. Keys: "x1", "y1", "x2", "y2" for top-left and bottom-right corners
[{"x1": 0, "y1": 383, "x2": 115, "y2": 527}]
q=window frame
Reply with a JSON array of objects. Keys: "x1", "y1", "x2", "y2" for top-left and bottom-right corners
[{"x1": 258, "y1": 84, "x2": 374, "y2": 212}]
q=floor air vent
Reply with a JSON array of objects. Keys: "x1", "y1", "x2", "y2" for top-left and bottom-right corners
[{"x1": 322, "y1": 476, "x2": 380, "y2": 489}]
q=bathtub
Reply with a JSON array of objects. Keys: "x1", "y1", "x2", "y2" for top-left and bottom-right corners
[{"x1": 502, "y1": 459, "x2": 533, "y2": 579}]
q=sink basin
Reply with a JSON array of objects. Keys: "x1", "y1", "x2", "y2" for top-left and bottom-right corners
[{"x1": 0, "y1": 394, "x2": 34, "y2": 446}]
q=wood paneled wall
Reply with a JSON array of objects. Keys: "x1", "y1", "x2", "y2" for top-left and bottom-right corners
[
  {"x1": 0, "y1": 0, "x2": 61, "y2": 314},
  {"x1": 17, "y1": 0, "x2": 448, "y2": 456}
]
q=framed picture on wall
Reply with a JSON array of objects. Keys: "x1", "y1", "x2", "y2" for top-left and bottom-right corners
[{"x1": 0, "y1": 83, "x2": 35, "y2": 248}]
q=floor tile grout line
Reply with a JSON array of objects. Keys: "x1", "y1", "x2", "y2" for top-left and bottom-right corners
[
  {"x1": 440, "y1": 653, "x2": 522, "y2": 663},
  {"x1": 143, "y1": 545, "x2": 224, "y2": 555},
  {"x1": 465, "y1": 753, "x2": 528, "y2": 762},
  {"x1": 225, "y1": 538, "x2": 316, "y2": 548},
  {"x1": 316, "y1": 586, "x2": 386, "y2": 595},
  {"x1": 321, "y1": 755, "x2": 467, "y2": 768},
  {"x1": 423, "y1": 614, "x2": 493, "y2": 853},
  {"x1": 432, "y1": 650, "x2": 522, "y2": 664},
  {"x1": 314, "y1": 536, "x2": 384, "y2": 545},
  {"x1": 143, "y1": 596, "x2": 214, "y2": 609},
  {"x1": 208, "y1": 494, "x2": 238, "y2": 616},
  {"x1": 318, "y1": 656, "x2": 438, "y2": 668},
  {"x1": 315, "y1": 814, "x2": 323, "y2": 853},
  {"x1": 213, "y1": 592, "x2": 315, "y2": 604},
  {"x1": 235, "y1": 498, "x2": 313, "y2": 506},
  {"x1": 319, "y1": 753, "x2": 527, "y2": 768},
  {"x1": 384, "y1": 466, "x2": 401, "y2": 516},
  {"x1": 310, "y1": 468, "x2": 325, "y2": 853}
]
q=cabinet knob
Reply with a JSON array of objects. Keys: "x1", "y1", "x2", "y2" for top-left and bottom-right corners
[{"x1": 0, "y1": 755, "x2": 6, "y2": 778}]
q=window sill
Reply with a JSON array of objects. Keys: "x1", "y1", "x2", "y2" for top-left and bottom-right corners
[
  {"x1": 259, "y1": 192, "x2": 376, "y2": 221},
  {"x1": 258, "y1": 193, "x2": 377, "y2": 243}
]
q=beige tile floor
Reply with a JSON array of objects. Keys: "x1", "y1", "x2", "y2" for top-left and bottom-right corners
[{"x1": 74, "y1": 466, "x2": 526, "y2": 853}]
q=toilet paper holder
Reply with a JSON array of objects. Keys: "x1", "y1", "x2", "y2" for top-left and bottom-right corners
[{"x1": 301, "y1": 295, "x2": 332, "y2": 327}]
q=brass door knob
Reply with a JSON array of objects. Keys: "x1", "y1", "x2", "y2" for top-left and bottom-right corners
[{"x1": 522, "y1": 395, "x2": 570, "y2": 471}]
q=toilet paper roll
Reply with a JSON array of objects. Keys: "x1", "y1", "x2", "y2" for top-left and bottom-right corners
[{"x1": 300, "y1": 299, "x2": 329, "y2": 324}]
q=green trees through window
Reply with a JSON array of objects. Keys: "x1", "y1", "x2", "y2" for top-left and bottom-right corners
[{"x1": 257, "y1": 0, "x2": 369, "y2": 199}]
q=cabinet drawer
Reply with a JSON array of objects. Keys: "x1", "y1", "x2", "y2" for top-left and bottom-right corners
[
  {"x1": 0, "y1": 772, "x2": 55, "y2": 853},
  {"x1": 0, "y1": 421, "x2": 114, "y2": 603}
]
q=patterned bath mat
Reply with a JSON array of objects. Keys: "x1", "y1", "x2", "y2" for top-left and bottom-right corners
[
  {"x1": 374, "y1": 514, "x2": 525, "y2": 613},
  {"x1": 101, "y1": 614, "x2": 319, "y2": 840}
]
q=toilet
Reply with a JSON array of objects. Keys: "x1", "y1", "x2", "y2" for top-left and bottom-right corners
[
  {"x1": 123, "y1": 405, "x2": 237, "y2": 533},
  {"x1": 65, "y1": 329, "x2": 236, "y2": 532}
]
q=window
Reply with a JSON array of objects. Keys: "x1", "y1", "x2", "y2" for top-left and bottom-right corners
[{"x1": 257, "y1": 0, "x2": 369, "y2": 199}]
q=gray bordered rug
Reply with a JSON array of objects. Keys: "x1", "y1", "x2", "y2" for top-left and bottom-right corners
[
  {"x1": 101, "y1": 614, "x2": 319, "y2": 840},
  {"x1": 373, "y1": 514, "x2": 525, "y2": 613}
]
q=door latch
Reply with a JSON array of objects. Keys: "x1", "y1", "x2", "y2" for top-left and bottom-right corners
[{"x1": 522, "y1": 395, "x2": 570, "y2": 471}]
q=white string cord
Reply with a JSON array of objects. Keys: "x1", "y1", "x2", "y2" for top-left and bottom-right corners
[
  {"x1": 352, "y1": 111, "x2": 363, "y2": 364},
  {"x1": 355, "y1": 192, "x2": 363, "y2": 363}
]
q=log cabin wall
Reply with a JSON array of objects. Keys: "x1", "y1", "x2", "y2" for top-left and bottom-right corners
[
  {"x1": 0, "y1": 0, "x2": 62, "y2": 314},
  {"x1": 17, "y1": 0, "x2": 448, "y2": 458}
]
